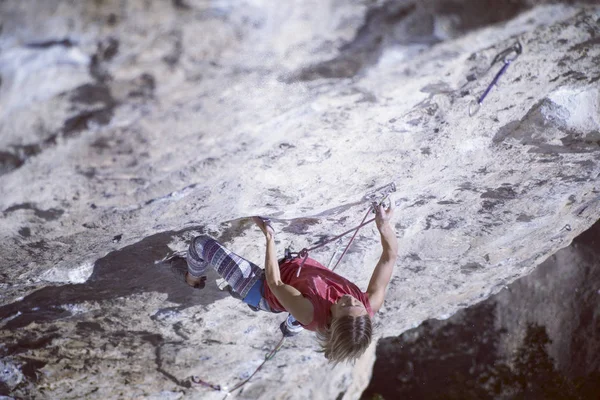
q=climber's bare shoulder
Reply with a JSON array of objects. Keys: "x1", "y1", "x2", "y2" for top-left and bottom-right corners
[{"x1": 268, "y1": 281, "x2": 314, "y2": 325}]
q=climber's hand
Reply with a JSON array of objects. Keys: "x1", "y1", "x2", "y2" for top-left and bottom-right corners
[
  {"x1": 375, "y1": 200, "x2": 394, "y2": 231},
  {"x1": 253, "y1": 216, "x2": 275, "y2": 240}
]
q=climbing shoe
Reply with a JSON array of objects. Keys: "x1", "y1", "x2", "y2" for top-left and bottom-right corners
[{"x1": 280, "y1": 314, "x2": 304, "y2": 337}]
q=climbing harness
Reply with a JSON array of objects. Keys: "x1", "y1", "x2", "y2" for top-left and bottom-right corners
[
  {"x1": 469, "y1": 41, "x2": 523, "y2": 116},
  {"x1": 189, "y1": 182, "x2": 396, "y2": 397},
  {"x1": 286, "y1": 182, "x2": 396, "y2": 276}
]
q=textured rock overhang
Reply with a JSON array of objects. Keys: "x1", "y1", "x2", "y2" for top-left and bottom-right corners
[{"x1": 0, "y1": 1, "x2": 599, "y2": 399}]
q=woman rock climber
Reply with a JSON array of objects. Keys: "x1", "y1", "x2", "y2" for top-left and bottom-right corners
[{"x1": 183, "y1": 203, "x2": 398, "y2": 364}]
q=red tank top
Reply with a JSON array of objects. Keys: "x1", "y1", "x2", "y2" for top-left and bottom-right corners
[{"x1": 263, "y1": 257, "x2": 373, "y2": 331}]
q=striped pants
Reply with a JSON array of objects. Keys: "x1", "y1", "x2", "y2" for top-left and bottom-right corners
[{"x1": 186, "y1": 235, "x2": 274, "y2": 312}]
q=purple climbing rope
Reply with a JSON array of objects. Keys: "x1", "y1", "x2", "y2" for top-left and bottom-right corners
[{"x1": 294, "y1": 189, "x2": 395, "y2": 276}]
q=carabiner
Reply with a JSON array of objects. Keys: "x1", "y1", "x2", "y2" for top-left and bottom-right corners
[{"x1": 491, "y1": 41, "x2": 522, "y2": 66}]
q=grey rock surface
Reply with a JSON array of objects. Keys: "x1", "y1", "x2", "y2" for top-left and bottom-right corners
[{"x1": 0, "y1": 1, "x2": 599, "y2": 399}]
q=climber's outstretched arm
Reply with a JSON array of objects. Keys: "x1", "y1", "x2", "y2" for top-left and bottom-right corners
[
  {"x1": 265, "y1": 234, "x2": 313, "y2": 324},
  {"x1": 367, "y1": 204, "x2": 398, "y2": 313},
  {"x1": 254, "y1": 217, "x2": 314, "y2": 325}
]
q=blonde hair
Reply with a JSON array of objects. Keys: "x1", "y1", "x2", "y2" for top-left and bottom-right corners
[{"x1": 316, "y1": 314, "x2": 373, "y2": 364}]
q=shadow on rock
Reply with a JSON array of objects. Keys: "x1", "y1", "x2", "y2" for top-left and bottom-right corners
[{"x1": 0, "y1": 228, "x2": 231, "y2": 330}]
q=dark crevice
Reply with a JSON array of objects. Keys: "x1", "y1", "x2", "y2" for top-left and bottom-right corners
[
  {"x1": 76, "y1": 321, "x2": 104, "y2": 333},
  {"x1": 4, "y1": 202, "x2": 64, "y2": 221},
  {"x1": 155, "y1": 340, "x2": 192, "y2": 389},
  {"x1": 128, "y1": 73, "x2": 156, "y2": 99},
  {"x1": 62, "y1": 109, "x2": 113, "y2": 137},
  {"x1": 172, "y1": 321, "x2": 190, "y2": 340},
  {"x1": 63, "y1": 82, "x2": 116, "y2": 137},
  {"x1": 162, "y1": 30, "x2": 183, "y2": 67},
  {"x1": 0, "y1": 333, "x2": 61, "y2": 358},
  {"x1": 69, "y1": 82, "x2": 115, "y2": 106},
  {"x1": 101, "y1": 37, "x2": 119, "y2": 61},
  {"x1": 0, "y1": 151, "x2": 23, "y2": 175},
  {"x1": 433, "y1": 0, "x2": 528, "y2": 32},
  {"x1": 0, "y1": 382, "x2": 10, "y2": 396},
  {"x1": 568, "y1": 36, "x2": 600, "y2": 52},
  {"x1": 172, "y1": 0, "x2": 191, "y2": 10},
  {"x1": 25, "y1": 38, "x2": 75, "y2": 48},
  {"x1": 0, "y1": 82, "x2": 117, "y2": 178},
  {"x1": 20, "y1": 358, "x2": 47, "y2": 382},
  {"x1": 292, "y1": 3, "x2": 417, "y2": 81},
  {"x1": 90, "y1": 37, "x2": 119, "y2": 82},
  {"x1": 290, "y1": 0, "x2": 535, "y2": 82},
  {"x1": 0, "y1": 381, "x2": 12, "y2": 396},
  {"x1": 0, "y1": 140, "x2": 49, "y2": 176}
]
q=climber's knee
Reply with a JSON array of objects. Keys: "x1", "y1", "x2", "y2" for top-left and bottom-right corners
[{"x1": 186, "y1": 235, "x2": 212, "y2": 277}]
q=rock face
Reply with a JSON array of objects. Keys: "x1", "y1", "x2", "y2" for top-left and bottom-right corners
[
  {"x1": 0, "y1": 1, "x2": 599, "y2": 399},
  {"x1": 363, "y1": 219, "x2": 600, "y2": 400}
]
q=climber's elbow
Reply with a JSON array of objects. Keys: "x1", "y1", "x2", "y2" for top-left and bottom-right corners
[{"x1": 266, "y1": 276, "x2": 284, "y2": 288}]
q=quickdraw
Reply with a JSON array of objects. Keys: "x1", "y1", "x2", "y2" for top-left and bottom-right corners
[{"x1": 469, "y1": 41, "x2": 523, "y2": 116}]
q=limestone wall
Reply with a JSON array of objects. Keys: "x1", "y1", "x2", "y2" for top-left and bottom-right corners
[{"x1": 1, "y1": 1, "x2": 599, "y2": 399}]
